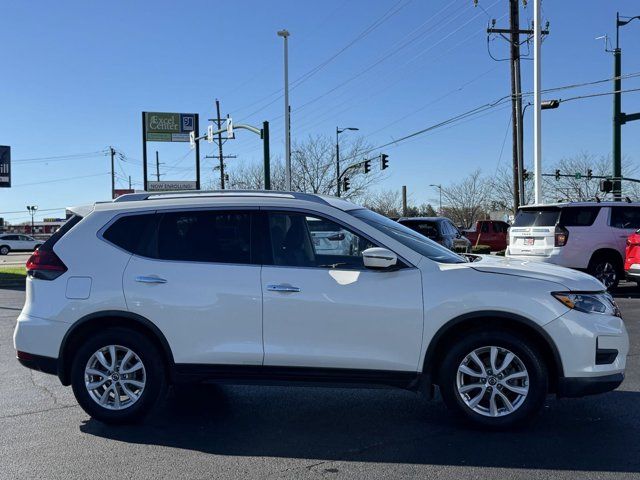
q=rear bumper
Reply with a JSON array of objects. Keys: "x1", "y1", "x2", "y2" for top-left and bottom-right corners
[
  {"x1": 557, "y1": 373, "x2": 624, "y2": 398},
  {"x1": 625, "y1": 264, "x2": 640, "y2": 279},
  {"x1": 16, "y1": 351, "x2": 59, "y2": 376}
]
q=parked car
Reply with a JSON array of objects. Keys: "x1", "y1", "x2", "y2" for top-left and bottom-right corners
[
  {"x1": 0, "y1": 234, "x2": 42, "y2": 255},
  {"x1": 15, "y1": 191, "x2": 627, "y2": 429},
  {"x1": 463, "y1": 220, "x2": 510, "y2": 251},
  {"x1": 624, "y1": 230, "x2": 640, "y2": 283},
  {"x1": 506, "y1": 202, "x2": 640, "y2": 289},
  {"x1": 397, "y1": 217, "x2": 471, "y2": 253}
]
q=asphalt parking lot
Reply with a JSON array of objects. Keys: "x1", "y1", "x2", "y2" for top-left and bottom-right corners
[{"x1": 1, "y1": 285, "x2": 639, "y2": 480}]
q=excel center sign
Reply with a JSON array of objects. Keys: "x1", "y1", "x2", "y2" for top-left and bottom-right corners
[{"x1": 144, "y1": 112, "x2": 196, "y2": 142}]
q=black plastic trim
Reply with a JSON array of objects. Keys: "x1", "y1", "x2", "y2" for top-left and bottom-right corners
[
  {"x1": 17, "y1": 353, "x2": 58, "y2": 376},
  {"x1": 422, "y1": 310, "x2": 565, "y2": 377},
  {"x1": 58, "y1": 310, "x2": 175, "y2": 384},
  {"x1": 557, "y1": 373, "x2": 624, "y2": 397},
  {"x1": 173, "y1": 364, "x2": 420, "y2": 390}
]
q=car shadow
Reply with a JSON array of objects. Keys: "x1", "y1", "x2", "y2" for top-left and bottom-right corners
[
  {"x1": 0, "y1": 273, "x2": 26, "y2": 291},
  {"x1": 80, "y1": 384, "x2": 640, "y2": 473}
]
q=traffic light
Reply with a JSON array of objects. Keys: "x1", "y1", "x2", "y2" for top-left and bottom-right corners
[
  {"x1": 342, "y1": 176, "x2": 350, "y2": 192},
  {"x1": 600, "y1": 179, "x2": 613, "y2": 193},
  {"x1": 555, "y1": 169, "x2": 561, "y2": 181},
  {"x1": 587, "y1": 169, "x2": 593, "y2": 180},
  {"x1": 522, "y1": 169, "x2": 530, "y2": 181},
  {"x1": 364, "y1": 160, "x2": 371, "y2": 174},
  {"x1": 380, "y1": 153, "x2": 389, "y2": 170}
]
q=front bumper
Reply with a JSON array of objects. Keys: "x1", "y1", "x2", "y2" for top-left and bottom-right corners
[
  {"x1": 557, "y1": 373, "x2": 624, "y2": 397},
  {"x1": 544, "y1": 308, "x2": 628, "y2": 387},
  {"x1": 625, "y1": 263, "x2": 640, "y2": 280}
]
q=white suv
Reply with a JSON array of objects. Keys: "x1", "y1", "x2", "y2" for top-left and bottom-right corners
[
  {"x1": 0, "y1": 234, "x2": 42, "y2": 255},
  {"x1": 506, "y1": 202, "x2": 640, "y2": 289},
  {"x1": 14, "y1": 191, "x2": 628, "y2": 428}
]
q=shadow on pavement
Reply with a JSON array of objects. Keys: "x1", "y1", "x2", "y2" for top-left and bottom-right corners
[
  {"x1": 80, "y1": 383, "x2": 640, "y2": 473},
  {"x1": 0, "y1": 273, "x2": 26, "y2": 291}
]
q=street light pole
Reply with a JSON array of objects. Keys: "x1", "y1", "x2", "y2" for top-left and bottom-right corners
[
  {"x1": 336, "y1": 126, "x2": 359, "y2": 197},
  {"x1": 533, "y1": 0, "x2": 543, "y2": 204},
  {"x1": 277, "y1": 29, "x2": 291, "y2": 191},
  {"x1": 26, "y1": 205, "x2": 38, "y2": 234},
  {"x1": 430, "y1": 184, "x2": 442, "y2": 214}
]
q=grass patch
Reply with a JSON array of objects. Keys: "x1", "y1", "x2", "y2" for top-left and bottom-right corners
[{"x1": 0, "y1": 266, "x2": 26, "y2": 288}]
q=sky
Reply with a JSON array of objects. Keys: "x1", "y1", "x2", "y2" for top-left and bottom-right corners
[{"x1": 1, "y1": 0, "x2": 640, "y2": 223}]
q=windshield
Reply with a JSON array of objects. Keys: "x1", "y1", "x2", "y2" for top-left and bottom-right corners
[
  {"x1": 513, "y1": 207, "x2": 560, "y2": 227},
  {"x1": 349, "y1": 209, "x2": 466, "y2": 264}
]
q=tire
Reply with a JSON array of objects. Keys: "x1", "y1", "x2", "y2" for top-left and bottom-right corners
[
  {"x1": 588, "y1": 253, "x2": 622, "y2": 290},
  {"x1": 0, "y1": 245, "x2": 10, "y2": 255},
  {"x1": 439, "y1": 330, "x2": 548, "y2": 430},
  {"x1": 70, "y1": 327, "x2": 167, "y2": 424}
]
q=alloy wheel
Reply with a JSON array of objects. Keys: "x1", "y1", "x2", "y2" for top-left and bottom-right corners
[
  {"x1": 84, "y1": 345, "x2": 146, "y2": 411},
  {"x1": 456, "y1": 346, "x2": 529, "y2": 417},
  {"x1": 594, "y1": 261, "x2": 617, "y2": 289}
]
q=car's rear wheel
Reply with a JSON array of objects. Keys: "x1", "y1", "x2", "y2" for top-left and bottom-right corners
[
  {"x1": 0, "y1": 245, "x2": 10, "y2": 255},
  {"x1": 588, "y1": 254, "x2": 621, "y2": 290},
  {"x1": 439, "y1": 330, "x2": 548, "y2": 429},
  {"x1": 71, "y1": 327, "x2": 166, "y2": 424}
]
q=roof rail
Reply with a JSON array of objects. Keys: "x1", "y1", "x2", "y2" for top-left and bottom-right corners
[{"x1": 112, "y1": 190, "x2": 328, "y2": 205}]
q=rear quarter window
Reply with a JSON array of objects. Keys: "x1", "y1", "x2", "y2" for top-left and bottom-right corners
[
  {"x1": 102, "y1": 213, "x2": 157, "y2": 256},
  {"x1": 559, "y1": 207, "x2": 601, "y2": 227}
]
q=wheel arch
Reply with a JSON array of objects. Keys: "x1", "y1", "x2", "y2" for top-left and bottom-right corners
[
  {"x1": 57, "y1": 310, "x2": 175, "y2": 386},
  {"x1": 589, "y1": 248, "x2": 624, "y2": 269},
  {"x1": 422, "y1": 311, "x2": 563, "y2": 392}
]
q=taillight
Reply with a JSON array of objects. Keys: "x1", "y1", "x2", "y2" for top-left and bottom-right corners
[
  {"x1": 26, "y1": 248, "x2": 67, "y2": 280},
  {"x1": 554, "y1": 225, "x2": 569, "y2": 247}
]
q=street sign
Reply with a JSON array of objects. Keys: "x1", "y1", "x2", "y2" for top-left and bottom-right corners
[
  {"x1": 0, "y1": 146, "x2": 10, "y2": 188},
  {"x1": 207, "y1": 124, "x2": 214, "y2": 143},
  {"x1": 575, "y1": 172, "x2": 582, "y2": 180},
  {"x1": 147, "y1": 180, "x2": 197, "y2": 192},
  {"x1": 145, "y1": 112, "x2": 196, "y2": 142}
]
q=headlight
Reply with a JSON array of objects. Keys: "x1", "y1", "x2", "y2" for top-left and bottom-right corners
[{"x1": 552, "y1": 292, "x2": 621, "y2": 317}]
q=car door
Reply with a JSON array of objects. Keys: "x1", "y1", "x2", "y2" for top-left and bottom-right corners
[
  {"x1": 121, "y1": 209, "x2": 264, "y2": 365},
  {"x1": 3, "y1": 235, "x2": 20, "y2": 250},
  {"x1": 261, "y1": 210, "x2": 424, "y2": 372},
  {"x1": 609, "y1": 206, "x2": 640, "y2": 255},
  {"x1": 19, "y1": 235, "x2": 36, "y2": 250}
]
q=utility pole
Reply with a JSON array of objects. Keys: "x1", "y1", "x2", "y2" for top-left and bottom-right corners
[
  {"x1": 155, "y1": 151, "x2": 161, "y2": 181},
  {"x1": 402, "y1": 186, "x2": 408, "y2": 217},
  {"x1": 109, "y1": 146, "x2": 115, "y2": 199},
  {"x1": 486, "y1": 1, "x2": 548, "y2": 209},
  {"x1": 613, "y1": 13, "x2": 640, "y2": 200},
  {"x1": 262, "y1": 121, "x2": 271, "y2": 190},
  {"x1": 215, "y1": 99, "x2": 226, "y2": 189},
  {"x1": 128, "y1": 176, "x2": 132, "y2": 190}
]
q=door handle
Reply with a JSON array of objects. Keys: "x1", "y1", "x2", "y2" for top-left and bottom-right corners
[
  {"x1": 266, "y1": 284, "x2": 301, "y2": 293},
  {"x1": 135, "y1": 275, "x2": 168, "y2": 284}
]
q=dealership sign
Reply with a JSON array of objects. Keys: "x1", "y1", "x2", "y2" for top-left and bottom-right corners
[
  {"x1": 0, "y1": 146, "x2": 10, "y2": 188},
  {"x1": 145, "y1": 112, "x2": 196, "y2": 142},
  {"x1": 147, "y1": 181, "x2": 197, "y2": 192}
]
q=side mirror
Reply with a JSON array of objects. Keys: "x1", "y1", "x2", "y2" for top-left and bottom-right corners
[
  {"x1": 362, "y1": 247, "x2": 397, "y2": 269},
  {"x1": 327, "y1": 232, "x2": 345, "y2": 241}
]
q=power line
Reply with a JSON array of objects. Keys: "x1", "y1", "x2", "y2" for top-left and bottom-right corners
[{"x1": 11, "y1": 172, "x2": 110, "y2": 188}]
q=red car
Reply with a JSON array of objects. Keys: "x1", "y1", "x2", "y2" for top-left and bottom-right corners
[{"x1": 624, "y1": 230, "x2": 640, "y2": 283}]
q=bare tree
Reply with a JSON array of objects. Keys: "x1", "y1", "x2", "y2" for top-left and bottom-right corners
[
  {"x1": 363, "y1": 189, "x2": 403, "y2": 217},
  {"x1": 224, "y1": 134, "x2": 382, "y2": 200},
  {"x1": 487, "y1": 166, "x2": 534, "y2": 215},
  {"x1": 440, "y1": 170, "x2": 490, "y2": 228}
]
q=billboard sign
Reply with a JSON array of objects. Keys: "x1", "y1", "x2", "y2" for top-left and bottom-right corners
[
  {"x1": 145, "y1": 112, "x2": 196, "y2": 142},
  {"x1": 147, "y1": 181, "x2": 197, "y2": 192},
  {"x1": 113, "y1": 188, "x2": 135, "y2": 199},
  {"x1": 0, "y1": 146, "x2": 10, "y2": 188}
]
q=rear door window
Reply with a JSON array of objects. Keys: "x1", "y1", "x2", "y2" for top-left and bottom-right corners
[
  {"x1": 156, "y1": 211, "x2": 253, "y2": 264},
  {"x1": 610, "y1": 206, "x2": 640, "y2": 229},
  {"x1": 513, "y1": 208, "x2": 560, "y2": 226},
  {"x1": 559, "y1": 207, "x2": 601, "y2": 227}
]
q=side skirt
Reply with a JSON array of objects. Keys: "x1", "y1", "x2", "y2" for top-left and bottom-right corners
[{"x1": 173, "y1": 364, "x2": 424, "y2": 391}]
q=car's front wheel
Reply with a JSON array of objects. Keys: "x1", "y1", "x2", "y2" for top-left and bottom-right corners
[
  {"x1": 439, "y1": 330, "x2": 548, "y2": 429},
  {"x1": 70, "y1": 327, "x2": 167, "y2": 424}
]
